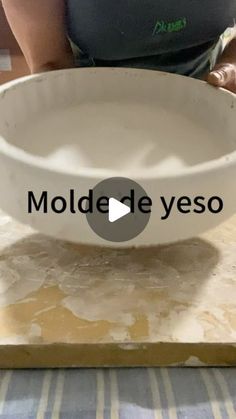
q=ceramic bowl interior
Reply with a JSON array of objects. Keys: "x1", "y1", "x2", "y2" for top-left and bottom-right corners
[{"x1": 1, "y1": 68, "x2": 236, "y2": 180}]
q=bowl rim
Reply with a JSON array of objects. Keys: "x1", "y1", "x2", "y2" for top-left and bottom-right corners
[{"x1": 0, "y1": 67, "x2": 236, "y2": 182}]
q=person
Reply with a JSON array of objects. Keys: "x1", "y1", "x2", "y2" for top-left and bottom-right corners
[{"x1": 2, "y1": 0, "x2": 236, "y2": 93}]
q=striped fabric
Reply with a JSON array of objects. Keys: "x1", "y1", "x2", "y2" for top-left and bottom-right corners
[{"x1": 0, "y1": 368, "x2": 235, "y2": 418}]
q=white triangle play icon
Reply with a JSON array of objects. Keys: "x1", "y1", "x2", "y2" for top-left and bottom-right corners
[{"x1": 108, "y1": 198, "x2": 131, "y2": 223}]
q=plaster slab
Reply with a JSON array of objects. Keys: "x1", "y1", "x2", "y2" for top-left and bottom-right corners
[{"x1": 0, "y1": 209, "x2": 235, "y2": 367}]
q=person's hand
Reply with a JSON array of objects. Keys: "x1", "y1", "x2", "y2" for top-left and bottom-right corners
[
  {"x1": 207, "y1": 63, "x2": 236, "y2": 93},
  {"x1": 207, "y1": 38, "x2": 236, "y2": 93}
]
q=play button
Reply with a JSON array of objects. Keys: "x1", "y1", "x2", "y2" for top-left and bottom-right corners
[
  {"x1": 86, "y1": 177, "x2": 151, "y2": 243},
  {"x1": 109, "y1": 198, "x2": 130, "y2": 223}
]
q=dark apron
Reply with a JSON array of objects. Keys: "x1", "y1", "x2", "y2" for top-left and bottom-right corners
[{"x1": 66, "y1": 0, "x2": 236, "y2": 77}]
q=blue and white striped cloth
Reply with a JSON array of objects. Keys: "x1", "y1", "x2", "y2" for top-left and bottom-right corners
[{"x1": 0, "y1": 368, "x2": 235, "y2": 418}]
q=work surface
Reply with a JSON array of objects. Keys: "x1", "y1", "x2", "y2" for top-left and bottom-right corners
[{"x1": 0, "y1": 209, "x2": 235, "y2": 367}]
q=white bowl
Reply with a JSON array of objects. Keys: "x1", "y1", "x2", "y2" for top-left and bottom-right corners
[{"x1": 0, "y1": 68, "x2": 236, "y2": 247}]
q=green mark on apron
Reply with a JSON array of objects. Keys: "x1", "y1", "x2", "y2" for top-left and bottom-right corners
[{"x1": 153, "y1": 17, "x2": 187, "y2": 36}]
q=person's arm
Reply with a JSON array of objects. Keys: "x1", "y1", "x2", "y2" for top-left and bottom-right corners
[
  {"x1": 207, "y1": 38, "x2": 236, "y2": 93},
  {"x1": 2, "y1": 0, "x2": 74, "y2": 73}
]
